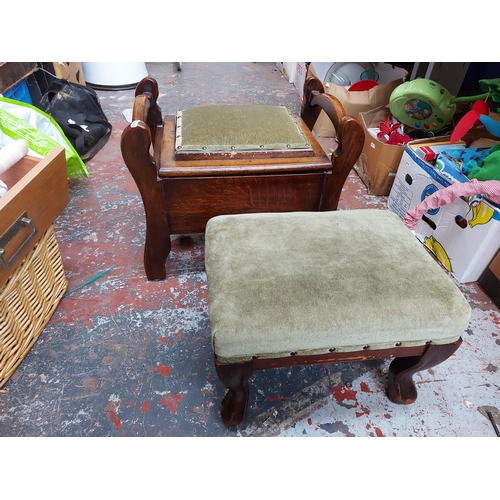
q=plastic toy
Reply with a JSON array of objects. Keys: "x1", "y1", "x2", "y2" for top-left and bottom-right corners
[
  {"x1": 390, "y1": 78, "x2": 500, "y2": 132},
  {"x1": 468, "y1": 144, "x2": 500, "y2": 181}
]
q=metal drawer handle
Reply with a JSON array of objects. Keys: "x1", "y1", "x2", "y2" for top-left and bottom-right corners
[{"x1": 0, "y1": 212, "x2": 38, "y2": 269}]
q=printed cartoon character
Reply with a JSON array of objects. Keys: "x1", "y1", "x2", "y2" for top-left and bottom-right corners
[
  {"x1": 424, "y1": 236, "x2": 452, "y2": 272},
  {"x1": 469, "y1": 200, "x2": 494, "y2": 227},
  {"x1": 454, "y1": 199, "x2": 494, "y2": 228},
  {"x1": 404, "y1": 99, "x2": 432, "y2": 120}
]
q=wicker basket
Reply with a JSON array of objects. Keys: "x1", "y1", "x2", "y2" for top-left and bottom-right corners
[{"x1": 0, "y1": 225, "x2": 67, "y2": 388}]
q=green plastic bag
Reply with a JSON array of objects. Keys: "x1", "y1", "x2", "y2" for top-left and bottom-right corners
[{"x1": 0, "y1": 96, "x2": 88, "y2": 178}]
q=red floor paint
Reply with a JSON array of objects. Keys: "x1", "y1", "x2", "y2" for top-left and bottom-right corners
[
  {"x1": 332, "y1": 384, "x2": 359, "y2": 406},
  {"x1": 355, "y1": 407, "x2": 371, "y2": 418},
  {"x1": 105, "y1": 400, "x2": 123, "y2": 432},
  {"x1": 160, "y1": 393, "x2": 183, "y2": 415},
  {"x1": 265, "y1": 396, "x2": 286, "y2": 402},
  {"x1": 360, "y1": 382, "x2": 372, "y2": 393},
  {"x1": 157, "y1": 364, "x2": 172, "y2": 377}
]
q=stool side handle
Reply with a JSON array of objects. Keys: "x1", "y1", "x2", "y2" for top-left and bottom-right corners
[{"x1": 301, "y1": 77, "x2": 365, "y2": 210}]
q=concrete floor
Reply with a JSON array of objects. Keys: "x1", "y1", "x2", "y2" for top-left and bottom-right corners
[{"x1": 0, "y1": 62, "x2": 499, "y2": 438}]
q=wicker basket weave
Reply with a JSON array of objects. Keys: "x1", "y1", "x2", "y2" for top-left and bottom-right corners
[{"x1": 0, "y1": 225, "x2": 67, "y2": 388}]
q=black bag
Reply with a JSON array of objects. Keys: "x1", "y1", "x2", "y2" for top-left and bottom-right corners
[{"x1": 39, "y1": 79, "x2": 112, "y2": 162}]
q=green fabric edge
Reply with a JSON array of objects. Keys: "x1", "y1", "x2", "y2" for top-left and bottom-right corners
[{"x1": 205, "y1": 210, "x2": 471, "y2": 363}]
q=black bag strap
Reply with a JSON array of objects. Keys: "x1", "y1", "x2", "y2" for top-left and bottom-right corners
[
  {"x1": 82, "y1": 126, "x2": 112, "y2": 162},
  {"x1": 66, "y1": 122, "x2": 86, "y2": 154},
  {"x1": 79, "y1": 118, "x2": 112, "y2": 162}
]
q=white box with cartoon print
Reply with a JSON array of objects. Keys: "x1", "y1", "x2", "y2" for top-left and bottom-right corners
[{"x1": 387, "y1": 137, "x2": 500, "y2": 283}]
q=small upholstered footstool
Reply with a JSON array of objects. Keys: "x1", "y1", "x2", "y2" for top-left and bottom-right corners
[{"x1": 205, "y1": 209, "x2": 471, "y2": 426}]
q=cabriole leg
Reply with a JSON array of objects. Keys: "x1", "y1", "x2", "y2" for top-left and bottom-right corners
[
  {"x1": 387, "y1": 340, "x2": 462, "y2": 404},
  {"x1": 215, "y1": 358, "x2": 254, "y2": 426}
]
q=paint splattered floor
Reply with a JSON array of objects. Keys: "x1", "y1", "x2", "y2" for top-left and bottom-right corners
[{"x1": 1, "y1": 62, "x2": 499, "y2": 438}]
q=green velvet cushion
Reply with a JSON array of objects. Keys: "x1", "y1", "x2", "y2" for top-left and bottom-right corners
[
  {"x1": 205, "y1": 210, "x2": 471, "y2": 363},
  {"x1": 175, "y1": 105, "x2": 311, "y2": 151}
]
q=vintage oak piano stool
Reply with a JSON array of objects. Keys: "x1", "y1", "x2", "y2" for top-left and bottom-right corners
[{"x1": 121, "y1": 75, "x2": 364, "y2": 280}]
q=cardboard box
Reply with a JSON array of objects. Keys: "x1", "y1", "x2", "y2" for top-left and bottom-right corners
[
  {"x1": 276, "y1": 62, "x2": 308, "y2": 101},
  {"x1": 308, "y1": 63, "x2": 407, "y2": 137},
  {"x1": 294, "y1": 62, "x2": 308, "y2": 102},
  {"x1": 416, "y1": 144, "x2": 466, "y2": 162},
  {"x1": 276, "y1": 62, "x2": 296, "y2": 82},
  {"x1": 354, "y1": 106, "x2": 406, "y2": 195},
  {"x1": 387, "y1": 136, "x2": 500, "y2": 283},
  {"x1": 478, "y1": 249, "x2": 500, "y2": 309},
  {"x1": 53, "y1": 62, "x2": 86, "y2": 85}
]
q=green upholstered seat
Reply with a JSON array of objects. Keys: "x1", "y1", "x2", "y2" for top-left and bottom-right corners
[
  {"x1": 205, "y1": 209, "x2": 471, "y2": 363},
  {"x1": 175, "y1": 105, "x2": 311, "y2": 152}
]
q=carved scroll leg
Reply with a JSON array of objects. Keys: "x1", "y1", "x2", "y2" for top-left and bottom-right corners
[
  {"x1": 387, "y1": 339, "x2": 462, "y2": 405},
  {"x1": 215, "y1": 358, "x2": 254, "y2": 426}
]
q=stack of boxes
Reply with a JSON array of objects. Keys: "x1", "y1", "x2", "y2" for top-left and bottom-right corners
[{"x1": 290, "y1": 61, "x2": 500, "y2": 288}]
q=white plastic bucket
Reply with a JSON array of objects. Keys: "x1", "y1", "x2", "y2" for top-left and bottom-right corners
[{"x1": 81, "y1": 62, "x2": 148, "y2": 90}]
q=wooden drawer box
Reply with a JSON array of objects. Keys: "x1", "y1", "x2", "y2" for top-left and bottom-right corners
[
  {"x1": 0, "y1": 147, "x2": 69, "y2": 288},
  {"x1": 0, "y1": 146, "x2": 69, "y2": 388}
]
